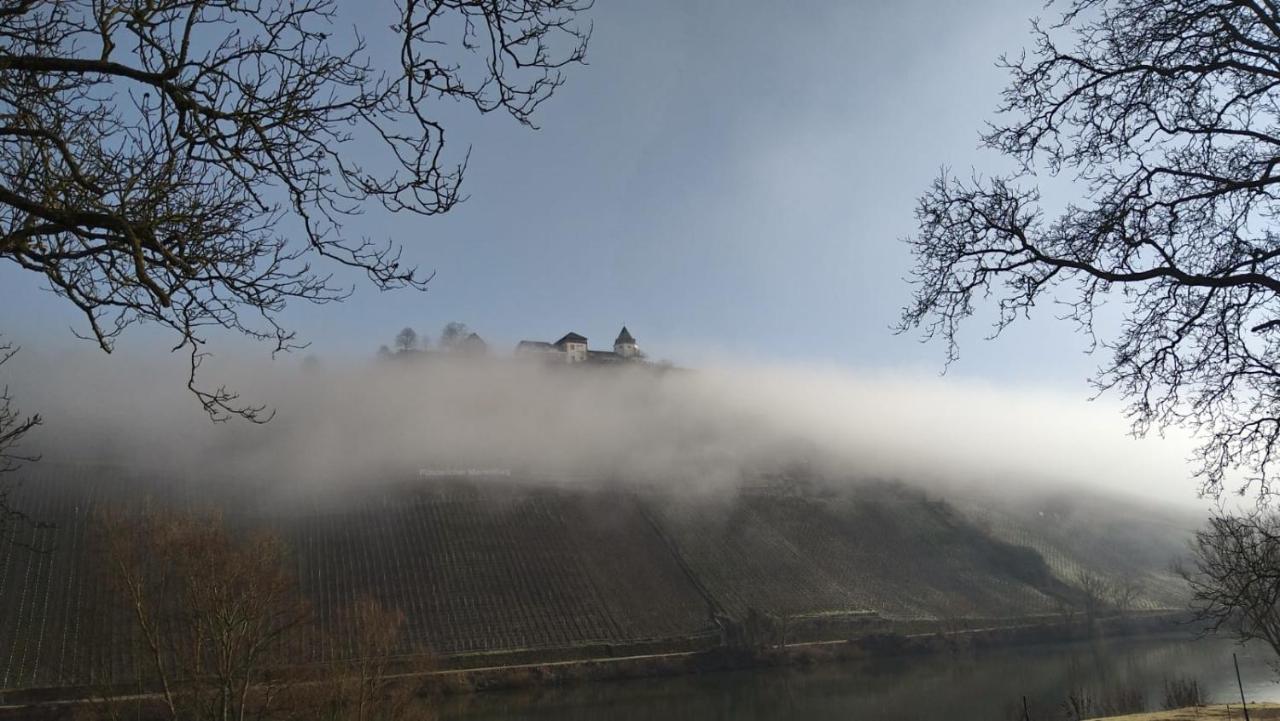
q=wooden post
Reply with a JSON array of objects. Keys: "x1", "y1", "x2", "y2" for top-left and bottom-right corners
[{"x1": 1235, "y1": 652, "x2": 1251, "y2": 721}]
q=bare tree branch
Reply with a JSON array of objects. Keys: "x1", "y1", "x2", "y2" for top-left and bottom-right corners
[
  {"x1": 1181, "y1": 510, "x2": 1280, "y2": 664},
  {"x1": 0, "y1": 336, "x2": 41, "y2": 540},
  {"x1": 900, "y1": 0, "x2": 1280, "y2": 498},
  {"x1": 0, "y1": 0, "x2": 591, "y2": 421}
]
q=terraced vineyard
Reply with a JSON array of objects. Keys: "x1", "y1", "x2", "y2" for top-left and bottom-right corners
[
  {"x1": 0, "y1": 463, "x2": 125, "y2": 691},
  {"x1": 0, "y1": 466, "x2": 717, "y2": 690},
  {"x1": 647, "y1": 484, "x2": 1067, "y2": 621},
  {"x1": 955, "y1": 494, "x2": 1194, "y2": 610},
  {"x1": 282, "y1": 484, "x2": 714, "y2": 659},
  {"x1": 0, "y1": 465, "x2": 1193, "y2": 693}
]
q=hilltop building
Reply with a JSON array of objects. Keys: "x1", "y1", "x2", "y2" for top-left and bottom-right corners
[
  {"x1": 459, "y1": 332, "x2": 488, "y2": 355},
  {"x1": 516, "y1": 326, "x2": 644, "y2": 364},
  {"x1": 613, "y1": 326, "x2": 638, "y2": 358}
]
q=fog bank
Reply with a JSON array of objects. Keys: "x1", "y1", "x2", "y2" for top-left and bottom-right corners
[{"x1": 3, "y1": 350, "x2": 1200, "y2": 505}]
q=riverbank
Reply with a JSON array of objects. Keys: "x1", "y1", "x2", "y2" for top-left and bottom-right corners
[
  {"x1": 0, "y1": 611, "x2": 1190, "y2": 717},
  {"x1": 0, "y1": 619, "x2": 1238, "y2": 720},
  {"x1": 427, "y1": 610, "x2": 1187, "y2": 695},
  {"x1": 1090, "y1": 704, "x2": 1280, "y2": 719}
]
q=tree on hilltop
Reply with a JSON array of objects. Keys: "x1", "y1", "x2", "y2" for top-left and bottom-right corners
[
  {"x1": 440, "y1": 321, "x2": 471, "y2": 350},
  {"x1": 394, "y1": 327, "x2": 419, "y2": 354}
]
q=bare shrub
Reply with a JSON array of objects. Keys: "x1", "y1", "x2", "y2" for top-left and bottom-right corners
[
  {"x1": 1099, "y1": 685, "x2": 1146, "y2": 716},
  {"x1": 1109, "y1": 579, "x2": 1141, "y2": 617},
  {"x1": 1073, "y1": 570, "x2": 1114, "y2": 629},
  {"x1": 1062, "y1": 688, "x2": 1095, "y2": 721},
  {"x1": 94, "y1": 505, "x2": 314, "y2": 721},
  {"x1": 1181, "y1": 511, "x2": 1280, "y2": 663},
  {"x1": 1062, "y1": 685, "x2": 1145, "y2": 720},
  {"x1": 320, "y1": 596, "x2": 435, "y2": 721},
  {"x1": 1163, "y1": 677, "x2": 1207, "y2": 710},
  {"x1": 91, "y1": 506, "x2": 429, "y2": 721}
]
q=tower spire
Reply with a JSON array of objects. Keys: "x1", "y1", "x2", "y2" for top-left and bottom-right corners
[{"x1": 614, "y1": 326, "x2": 638, "y2": 358}]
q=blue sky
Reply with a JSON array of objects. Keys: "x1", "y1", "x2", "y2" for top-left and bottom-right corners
[{"x1": 0, "y1": 0, "x2": 1104, "y2": 388}]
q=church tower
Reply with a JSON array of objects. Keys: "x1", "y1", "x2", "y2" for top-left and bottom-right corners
[{"x1": 613, "y1": 326, "x2": 639, "y2": 359}]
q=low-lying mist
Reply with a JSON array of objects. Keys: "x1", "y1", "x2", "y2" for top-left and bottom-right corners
[{"x1": 3, "y1": 347, "x2": 1203, "y2": 510}]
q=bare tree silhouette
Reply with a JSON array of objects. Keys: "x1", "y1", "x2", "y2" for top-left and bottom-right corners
[
  {"x1": 899, "y1": 0, "x2": 1280, "y2": 497},
  {"x1": 90, "y1": 507, "x2": 425, "y2": 720},
  {"x1": 0, "y1": 338, "x2": 39, "y2": 538},
  {"x1": 0, "y1": 0, "x2": 591, "y2": 422},
  {"x1": 1182, "y1": 510, "x2": 1280, "y2": 662},
  {"x1": 440, "y1": 321, "x2": 470, "y2": 350},
  {"x1": 94, "y1": 506, "x2": 314, "y2": 720},
  {"x1": 394, "y1": 327, "x2": 419, "y2": 354}
]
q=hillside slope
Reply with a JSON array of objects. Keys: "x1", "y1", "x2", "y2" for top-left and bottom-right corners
[
  {"x1": 0, "y1": 465, "x2": 1193, "y2": 691},
  {"x1": 954, "y1": 492, "x2": 1194, "y2": 610},
  {"x1": 648, "y1": 483, "x2": 1067, "y2": 621}
]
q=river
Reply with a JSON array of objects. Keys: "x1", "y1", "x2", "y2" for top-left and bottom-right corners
[{"x1": 436, "y1": 635, "x2": 1280, "y2": 720}]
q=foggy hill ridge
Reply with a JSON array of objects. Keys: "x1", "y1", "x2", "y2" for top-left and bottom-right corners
[
  {"x1": 0, "y1": 460, "x2": 1193, "y2": 691},
  {"x1": 0, "y1": 351, "x2": 1204, "y2": 692}
]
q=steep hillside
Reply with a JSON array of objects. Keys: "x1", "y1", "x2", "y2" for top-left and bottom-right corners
[
  {"x1": 0, "y1": 465, "x2": 1194, "y2": 692},
  {"x1": 0, "y1": 467, "x2": 718, "y2": 689},
  {"x1": 647, "y1": 483, "x2": 1065, "y2": 621},
  {"x1": 281, "y1": 483, "x2": 715, "y2": 658},
  {"x1": 953, "y1": 492, "x2": 1195, "y2": 610}
]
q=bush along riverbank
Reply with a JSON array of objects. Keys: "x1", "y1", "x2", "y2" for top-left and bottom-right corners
[
  {"x1": 426, "y1": 609, "x2": 1189, "y2": 695},
  {"x1": 1086, "y1": 705, "x2": 1280, "y2": 720},
  {"x1": 0, "y1": 610, "x2": 1189, "y2": 717}
]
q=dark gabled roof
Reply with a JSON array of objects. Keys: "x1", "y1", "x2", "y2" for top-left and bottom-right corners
[
  {"x1": 466, "y1": 332, "x2": 482, "y2": 340},
  {"x1": 554, "y1": 332, "x2": 588, "y2": 346},
  {"x1": 614, "y1": 326, "x2": 635, "y2": 345},
  {"x1": 516, "y1": 340, "x2": 554, "y2": 350}
]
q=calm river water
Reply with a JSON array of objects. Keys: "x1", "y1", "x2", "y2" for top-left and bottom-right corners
[{"x1": 437, "y1": 635, "x2": 1280, "y2": 720}]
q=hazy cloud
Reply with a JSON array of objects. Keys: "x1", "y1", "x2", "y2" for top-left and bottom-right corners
[{"x1": 4, "y1": 349, "x2": 1200, "y2": 507}]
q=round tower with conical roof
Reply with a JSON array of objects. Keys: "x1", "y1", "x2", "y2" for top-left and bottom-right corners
[{"x1": 613, "y1": 326, "x2": 639, "y2": 359}]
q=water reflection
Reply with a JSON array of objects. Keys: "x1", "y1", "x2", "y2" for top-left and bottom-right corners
[{"x1": 439, "y1": 636, "x2": 1280, "y2": 720}]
